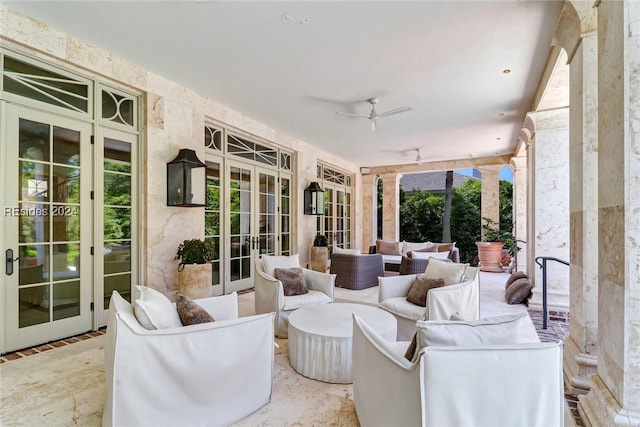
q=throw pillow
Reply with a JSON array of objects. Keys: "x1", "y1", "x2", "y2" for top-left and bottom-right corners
[
  {"x1": 133, "y1": 285, "x2": 183, "y2": 330},
  {"x1": 409, "y1": 314, "x2": 527, "y2": 362},
  {"x1": 505, "y1": 278, "x2": 532, "y2": 304},
  {"x1": 262, "y1": 254, "x2": 300, "y2": 277},
  {"x1": 436, "y1": 242, "x2": 455, "y2": 252},
  {"x1": 406, "y1": 275, "x2": 445, "y2": 307},
  {"x1": 333, "y1": 246, "x2": 362, "y2": 255},
  {"x1": 376, "y1": 240, "x2": 402, "y2": 256},
  {"x1": 274, "y1": 267, "x2": 309, "y2": 296},
  {"x1": 176, "y1": 294, "x2": 215, "y2": 326},
  {"x1": 402, "y1": 241, "x2": 433, "y2": 255},
  {"x1": 404, "y1": 332, "x2": 419, "y2": 361},
  {"x1": 423, "y1": 258, "x2": 468, "y2": 285},
  {"x1": 505, "y1": 271, "x2": 528, "y2": 290}
]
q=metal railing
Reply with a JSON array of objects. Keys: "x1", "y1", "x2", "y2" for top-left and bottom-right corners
[{"x1": 534, "y1": 256, "x2": 569, "y2": 329}]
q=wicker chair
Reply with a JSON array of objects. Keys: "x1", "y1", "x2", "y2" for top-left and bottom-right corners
[
  {"x1": 330, "y1": 253, "x2": 384, "y2": 290},
  {"x1": 398, "y1": 256, "x2": 429, "y2": 275}
]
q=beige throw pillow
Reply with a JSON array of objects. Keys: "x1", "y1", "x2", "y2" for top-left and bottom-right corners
[
  {"x1": 376, "y1": 240, "x2": 402, "y2": 256},
  {"x1": 423, "y1": 258, "x2": 468, "y2": 285},
  {"x1": 406, "y1": 275, "x2": 445, "y2": 307}
]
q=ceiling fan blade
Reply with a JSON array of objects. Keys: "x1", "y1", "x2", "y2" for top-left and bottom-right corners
[
  {"x1": 371, "y1": 118, "x2": 377, "y2": 132},
  {"x1": 377, "y1": 106, "x2": 413, "y2": 118},
  {"x1": 336, "y1": 111, "x2": 370, "y2": 118}
]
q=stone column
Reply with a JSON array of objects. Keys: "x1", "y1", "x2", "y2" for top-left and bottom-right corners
[
  {"x1": 565, "y1": 32, "x2": 599, "y2": 395},
  {"x1": 511, "y1": 154, "x2": 528, "y2": 273},
  {"x1": 579, "y1": 1, "x2": 640, "y2": 424},
  {"x1": 361, "y1": 173, "x2": 377, "y2": 251},
  {"x1": 477, "y1": 165, "x2": 501, "y2": 233},
  {"x1": 527, "y1": 108, "x2": 570, "y2": 312},
  {"x1": 379, "y1": 173, "x2": 401, "y2": 242}
]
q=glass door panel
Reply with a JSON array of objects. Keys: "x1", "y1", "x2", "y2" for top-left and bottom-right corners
[
  {"x1": 205, "y1": 161, "x2": 222, "y2": 295},
  {"x1": 4, "y1": 105, "x2": 92, "y2": 351},
  {"x1": 227, "y1": 164, "x2": 253, "y2": 291},
  {"x1": 257, "y1": 170, "x2": 277, "y2": 256}
]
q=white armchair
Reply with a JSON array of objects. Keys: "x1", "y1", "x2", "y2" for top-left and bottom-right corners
[
  {"x1": 103, "y1": 291, "x2": 276, "y2": 427},
  {"x1": 352, "y1": 316, "x2": 564, "y2": 427},
  {"x1": 378, "y1": 266, "x2": 480, "y2": 340},
  {"x1": 255, "y1": 257, "x2": 335, "y2": 338}
]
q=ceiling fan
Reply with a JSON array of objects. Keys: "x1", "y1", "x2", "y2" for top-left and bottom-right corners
[
  {"x1": 336, "y1": 98, "x2": 412, "y2": 131},
  {"x1": 415, "y1": 148, "x2": 425, "y2": 164}
]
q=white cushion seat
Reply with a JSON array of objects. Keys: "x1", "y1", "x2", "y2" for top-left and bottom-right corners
[
  {"x1": 283, "y1": 290, "x2": 332, "y2": 310},
  {"x1": 379, "y1": 297, "x2": 427, "y2": 320}
]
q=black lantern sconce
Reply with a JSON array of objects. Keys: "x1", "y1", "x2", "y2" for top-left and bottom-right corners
[
  {"x1": 167, "y1": 148, "x2": 206, "y2": 207},
  {"x1": 304, "y1": 181, "x2": 324, "y2": 215}
]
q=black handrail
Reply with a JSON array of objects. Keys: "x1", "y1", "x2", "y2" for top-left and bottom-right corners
[{"x1": 535, "y1": 256, "x2": 569, "y2": 329}]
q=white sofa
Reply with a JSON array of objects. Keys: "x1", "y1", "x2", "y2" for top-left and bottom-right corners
[
  {"x1": 255, "y1": 258, "x2": 335, "y2": 338},
  {"x1": 378, "y1": 266, "x2": 480, "y2": 340},
  {"x1": 103, "y1": 291, "x2": 276, "y2": 427},
  {"x1": 352, "y1": 316, "x2": 564, "y2": 427}
]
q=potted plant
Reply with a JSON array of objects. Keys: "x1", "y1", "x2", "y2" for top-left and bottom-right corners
[
  {"x1": 476, "y1": 218, "x2": 516, "y2": 273},
  {"x1": 175, "y1": 239, "x2": 213, "y2": 299},
  {"x1": 310, "y1": 234, "x2": 329, "y2": 272}
]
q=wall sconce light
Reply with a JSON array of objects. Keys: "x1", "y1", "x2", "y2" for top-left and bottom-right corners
[
  {"x1": 304, "y1": 181, "x2": 324, "y2": 215},
  {"x1": 167, "y1": 148, "x2": 206, "y2": 207}
]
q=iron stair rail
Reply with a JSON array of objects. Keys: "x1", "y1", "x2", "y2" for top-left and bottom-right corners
[{"x1": 534, "y1": 256, "x2": 569, "y2": 329}]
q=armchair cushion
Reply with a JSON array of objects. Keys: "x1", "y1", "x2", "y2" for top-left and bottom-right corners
[
  {"x1": 416, "y1": 314, "x2": 526, "y2": 345},
  {"x1": 176, "y1": 294, "x2": 215, "y2": 326},
  {"x1": 410, "y1": 251, "x2": 451, "y2": 260},
  {"x1": 333, "y1": 246, "x2": 362, "y2": 255},
  {"x1": 424, "y1": 258, "x2": 468, "y2": 285},
  {"x1": 379, "y1": 297, "x2": 427, "y2": 320},
  {"x1": 132, "y1": 285, "x2": 182, "y2": 330},
  {"x1": 262, "y1": 254, "x2": 300, "y2": 277},
  {"x1": 274, "y1": 267, "x2": 309, "y2": 296},
  {"x1": 282, "y1": 290, "x2": 332, "y2": 310},
  {"x1": 406, "y1": 276, "x2": 445, "y2": 307}
]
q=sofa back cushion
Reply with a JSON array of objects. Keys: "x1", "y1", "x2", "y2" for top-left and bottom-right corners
[
  {"x1": 376, "y1": 240, "x2": 402, "y2": 256},
  {"x1": 423, "y1": 258, "x2": 468, "y2": 285},
  {"x1": 261, "y1": 254, "x2": 300, "y2": 277},
  {"x1": 402, "y1": 241, "x2": 433, "y2": 255},
  {"x1": 133, "y1": 285, "x2": 182, "y2": 330},
  {"x1": 333, "y1": 246, "x2": 362, "y2": 255}
]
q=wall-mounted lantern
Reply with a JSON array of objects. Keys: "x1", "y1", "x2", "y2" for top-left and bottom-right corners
[
  {"x1": 167, "y1": 148, "x2": 206, "y2": 207},
  {"x1": 304, "y1": 181, "x2": 324, "y2": 215}
]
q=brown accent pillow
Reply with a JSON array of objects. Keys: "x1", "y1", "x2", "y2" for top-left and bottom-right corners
[
  {"x1": 437, "y1": 243, "x2": 455, "y2": 252},
  {"x1": 404, "y1": 332, "x2": 418, "y2": 361},
  {"x1": 406, "y1": 275, "x2": 445, "y2": 307},
  {"x1": 274, "y1": 267, "x2": 309, "y2": 296},
  {"x1": 505, "y1": 271, "x2": 528, "y2": 290},
  {"x1": 376, "y1": 240, "x2": 402, "y2": 256},
  {"x1": 176, "y1": 294, "x2": 215, "y2": 326},
  {"x1": 505, "y1": 278, "x2": 532, "y2": 304}
]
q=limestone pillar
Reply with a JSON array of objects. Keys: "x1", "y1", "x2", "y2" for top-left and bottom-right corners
[
  {"x1": 361, "y1": 173, "x2": 377, "y2": 250},
  {"x1": 579, "y1": 1, "x2": 640, "y2": 424},
  {"x1": 477, "y1": 165, "x2": 501, "y2": 233},
  {"x1": 564, "y1": 32, "x2": 599, "y2": 395},
  {"x1": 511, "y1": 153, "x2": 528, "y2": 273},
  {"x1": 379, "y1": 173, "x2": 401, "y2": 242},
  {"x1": 527, "y1": 109, "x2": 570, "y2": 312}
]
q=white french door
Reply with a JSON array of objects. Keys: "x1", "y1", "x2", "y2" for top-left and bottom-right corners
[
  {"x1": 225, "y1": 161, "x2": 278, "y2": 293},
  {"x1": 2, "y1": 104, "x2": 92, "y2": 351}
]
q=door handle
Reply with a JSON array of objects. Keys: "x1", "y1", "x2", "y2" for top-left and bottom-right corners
[{"x1": 6, "y1": 249, "x2": 19, "y2": 276}]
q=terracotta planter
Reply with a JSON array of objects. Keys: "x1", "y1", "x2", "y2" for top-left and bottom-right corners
[
  {"x1": 310, "y1": 246, "x2": 329, "y2": 272},
  {"x1": 476, "y1": 241, "x2": 505, "y2": 273},
  {"x1": 177, "y1": 263, "x2": 212, "y2": 299}
]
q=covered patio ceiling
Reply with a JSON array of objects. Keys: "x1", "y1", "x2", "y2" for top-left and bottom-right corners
[{"x1": 5, "y1": 1, "x2": 568, "y2": 168}]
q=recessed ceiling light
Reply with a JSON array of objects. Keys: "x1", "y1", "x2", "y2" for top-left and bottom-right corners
[{"x1": 503, "y1": 69, "x2": 511, "y2": 74}]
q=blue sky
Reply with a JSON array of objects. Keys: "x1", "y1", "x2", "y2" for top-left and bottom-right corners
[{"x1": 457, "y1": 167, "x2": 513, "y2": 183}]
